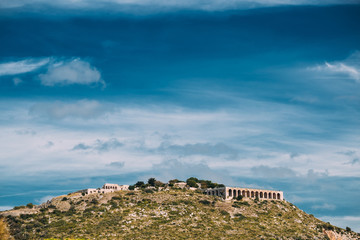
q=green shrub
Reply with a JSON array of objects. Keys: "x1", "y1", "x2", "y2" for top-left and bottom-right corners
[
  {"x1": 61, "y1": 197, "x2": 68, "y2": 201},
  {"x1": 112, "y1": 196, "x2": 122, "y2": 200},
  {"x1": 320, "y1": 222, "x2": 334, "y2": 231},
  {"x1": 186, "y1": 177, "x2": 199, "y2": 188},
  {"x1": 232, "y1": 201, "x2": 250, "y2": 208},
  {"x1": 135, "y1": 181, "x2": 146, "y2": 188},
  {"x1": 148, "y1": 178, "x2": 156, "y2": 186},
  {"x1": 20, "y1": 214, "x2": 31, "y2": 219},
  {"x1": 220, "y1": 210, "x2": 230, "y2": 216},
  {"x1": 144, "y1": 189, "x2": 154, "y2": 194},
  {"x1": 26, "y1": 203, "x2": 34, "y2": 209},
  {"x1": 234, "y1": 213, "x2": 246, "y2": 220},
  {"x1": 199, "y1": 200, "x2": 211, "y2": 205},
  {"x1": 236, "y1": 195, "x2": 243, "y2": 201},
  {"x1": 13, "y1": 206, "x2": 25, "y2": 210}
]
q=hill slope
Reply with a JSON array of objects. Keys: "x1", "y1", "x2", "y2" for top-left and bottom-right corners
[{"x1": 1, "y1": 189, "x2": 359, "y2": 240}]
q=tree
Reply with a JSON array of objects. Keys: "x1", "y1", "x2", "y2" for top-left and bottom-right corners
[
  {"x1": 186, "y1": 178, "x2": 198, "y2": 188},
  {"x1": 128, "y1": 185, "x2": 135, "y2": 190},
  {"x1": 187, "y1": 177, "x2": 199, "y2": 183},
  {"x1": 155, "y1": 180, "x2": 165, "y2": 187},
  {"x1": 26, "y1": 203, "x2": 34, "y2": 209},
  {"x1": 147, "y1": 178, "x2": 156, "y2": 187},
  {"x1": 135, "y1": 181, "x2": 145, "y2": 188},
  {"x1": 168, "y1": 179, "x2": 180, "y2": 186},
  {"x1": 346, "y1": 226, "x2": 352, "y2": 232}
]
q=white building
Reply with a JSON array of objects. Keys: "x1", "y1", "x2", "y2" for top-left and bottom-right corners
[
  {"x1": 173, "y1": 182, "x2": 187, "y2": 189},
  {"x1": 78, "y1": 183, "x2": 129, "y2": 195}
]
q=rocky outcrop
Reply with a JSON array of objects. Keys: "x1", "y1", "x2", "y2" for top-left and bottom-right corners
[{"x1": 324, "y1": 230, "x2": 357, "y2": 240}]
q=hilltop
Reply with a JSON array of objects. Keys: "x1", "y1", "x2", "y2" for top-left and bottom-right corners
[{"x1": 1, "y1": 186, "x2": 359, "y2": 240}]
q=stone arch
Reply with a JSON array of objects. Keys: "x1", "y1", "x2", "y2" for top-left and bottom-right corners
[
  {"x1": 260, "y1": 192, "x2": 263, "y2": 198},
  {"x1": 273, "y1": 193, "x2": 276, "y2": 199},
  {"x1": 238, "y1": 190, "x2": 241, "y2": 196},
  {"x1": 229, "y1": 189, "x2": 232, "y2": 197},
  {"x1": 251, "y1": 191, "x2": 254, "y2": 198},
  {"x1": 233, "y1": 189, "x2": 237, "y2": 198},
  {"x1": 246, "y1": 191, "x2": 250, "y2": 197},
  {"x1": 242, "y1": 190, "x2": 246, "y2": 196},
  {"x1": 255, "y1": 191, "x2": 259, "y2": 198},
  {"x1": 216, "y1": 190, "x2": 219, "y2": 196},
  {"x1": 268, "y1": 192, "x2": 272, "y2": 199},
  {"x1": 264, "y1": 192, "x2": 267, "y2": 198},
  {"x1": 277, "y1": 193, "x2": 280, "y2": 200}
]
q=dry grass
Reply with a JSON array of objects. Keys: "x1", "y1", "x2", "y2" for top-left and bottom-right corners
[
  {"x1": 2, "y1": 189, "x2": 359, "y2": 240},
  {"x1": 0, "y1": 217, "x2": 12, "y2": 240}
]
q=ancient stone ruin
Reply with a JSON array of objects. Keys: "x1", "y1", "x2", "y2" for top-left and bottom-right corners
[{"x1": 204, "y1": 186, "x2": 283, "y2": 201}]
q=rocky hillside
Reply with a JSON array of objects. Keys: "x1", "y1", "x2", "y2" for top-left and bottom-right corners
[{"x1": 1, "y1": 189, "x2": 359, "y2": 240}]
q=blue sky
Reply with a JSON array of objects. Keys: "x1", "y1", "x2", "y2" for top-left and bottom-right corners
[{"x1": 1, "y1": 0, "x2": 360, "y2": 232}]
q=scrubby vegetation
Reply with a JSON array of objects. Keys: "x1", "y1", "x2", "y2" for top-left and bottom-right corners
[
  {"x1": 0, "y1": 217, "x2": 12, "y2": 240},
  {"x1": 1, "y1": 178, "x2": 358, "y2": 239}
]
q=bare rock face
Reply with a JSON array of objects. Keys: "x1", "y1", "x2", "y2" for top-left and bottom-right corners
[{"x1": 324, "y1": 230, "x2": 357, "y2": 240}]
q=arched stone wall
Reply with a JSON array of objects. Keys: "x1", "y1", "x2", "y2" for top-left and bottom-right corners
[{"x1": 205, "y1": 187, "x2": 283, "y2": 201}]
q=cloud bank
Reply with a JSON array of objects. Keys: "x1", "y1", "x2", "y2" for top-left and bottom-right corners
[
  {"x1": 0, "y1": 58, "x2": 49, "y2": 76},
  {"x1": 39, "y1": 59, "x2": 104, "y2": 87},
  {"x1": 72, "y1": 138, "x2": 124, "y2": 153},
  {"x1": 156, "y1": 142, "x2": 239, "y2": 159},
  {"x1": 311, "y1": 51, "x2": 360, "y2": 82},
  {"x1": 0, "y1": 0, "x2": 358, "y2": 13},
  {"x1": 29, "y1": 99, "x2": 111, "y2": 120},
  {"x1": 0, "y1": 57, "x2": 104, "y2": 87}
]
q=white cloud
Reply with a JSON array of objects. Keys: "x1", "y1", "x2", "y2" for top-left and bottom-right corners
[
  {"x1": 39, "y1": 58, "x2": 104, "y2": 87},
  {"x1": 0, "y1": 0, "x2": 357, "y2": 12},
  {"x1": 311, "y1": 51, "x2": 360, "y2": 82},
  {"x1": 312, "y1": 203, "x2": 336, "y2": 210},
  {"x1": 0, "y1": 57, "x2": 104, "y2": 88},
  {"x1": 323, "y1": 62, "x2": 359, "y2": 81},
  {"x1": 72, "y1": 138, "x2": 124, "y2": 153},
  {"x1": 251, "y1": 165, "x2": 298, "y2": 178},
  {"x1": 29, "y1": 99, "x2": 111, "y2": 120},
  {"x1": 36, "y1": 195, "x2": 55, "y2": 204},
  {"x1": 1, "y1": 98, "x2": 360, "y2": 181},
  {"x1": 0, "y1": 206, "x2": 13, "y2": 211},
  {"x1": 13, "y1": 77, "x2": 23, "y2": 86},
  {"x1": 0, "y1": 58, "x2": 49, "y2": 76}
]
